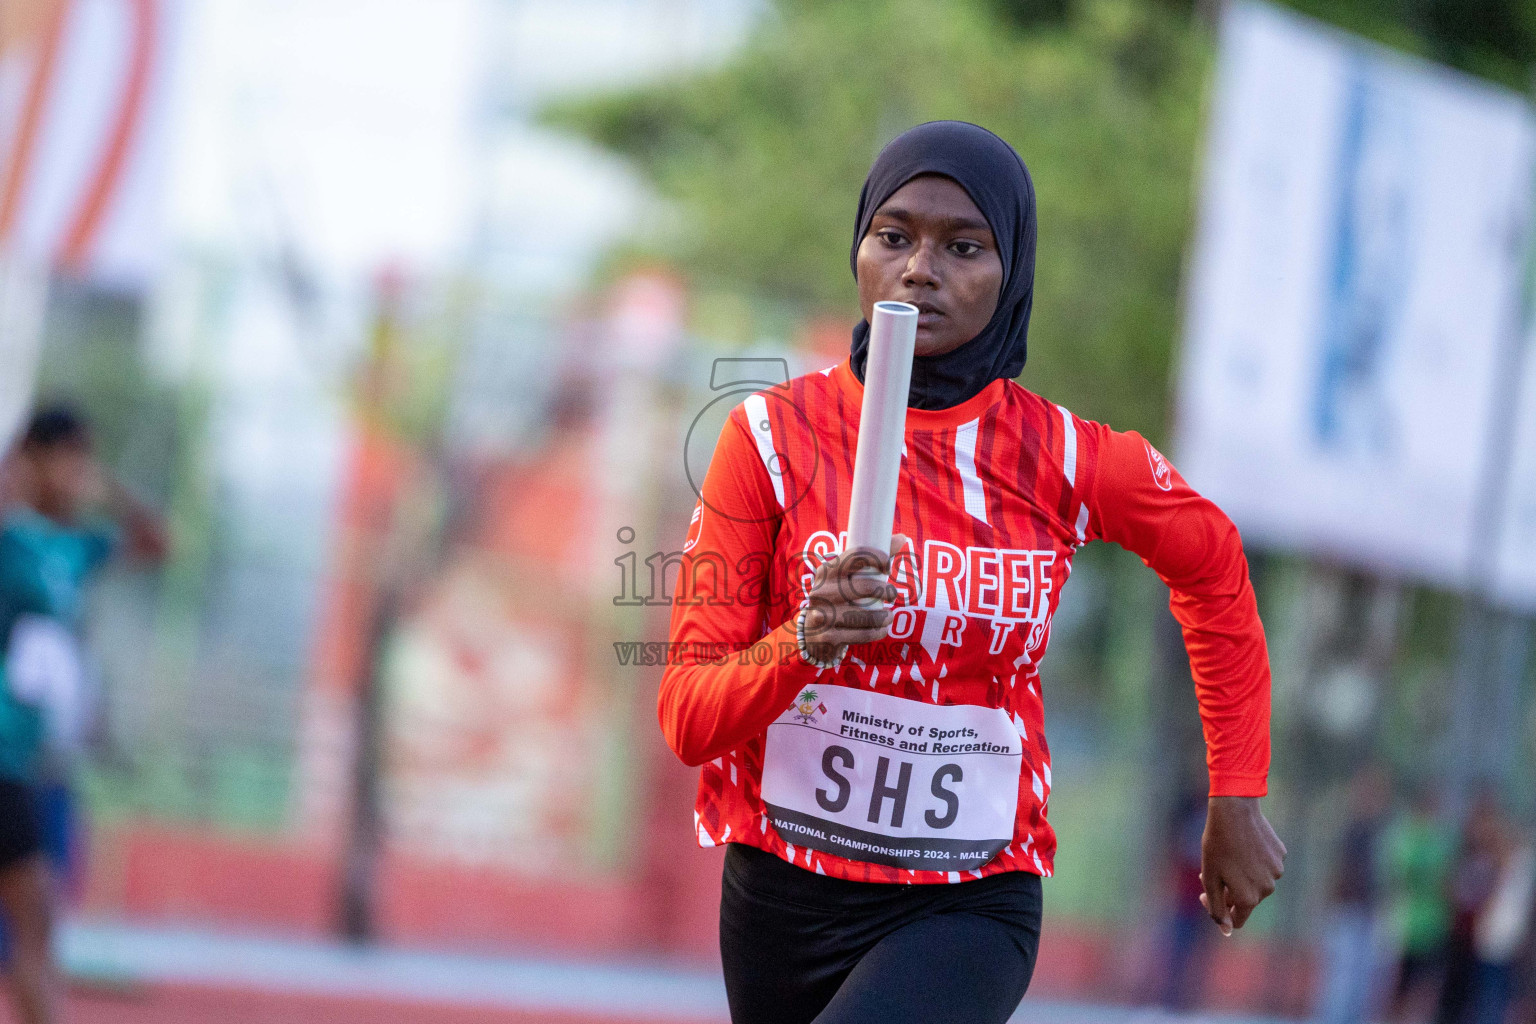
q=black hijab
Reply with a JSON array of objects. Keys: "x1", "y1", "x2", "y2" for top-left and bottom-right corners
[{"x1": 849, "y1": 121, "x2": 1037, "y2": 410}]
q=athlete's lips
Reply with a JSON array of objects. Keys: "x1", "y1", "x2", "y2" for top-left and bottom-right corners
[
  {"x1": 885, "y1": 298, "x2": 945, "y2": 317},
  {"x1": 905, "y1": 301, "x2": 945, "y2": 330}
]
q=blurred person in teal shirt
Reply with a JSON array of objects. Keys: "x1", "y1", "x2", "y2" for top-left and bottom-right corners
[
  {"x1": 0, "y1": 407, "x2": 165, "y2": 1024},
  {"x1": 1384, "y1": 786, "x2": 1454, "y2": 1022}
]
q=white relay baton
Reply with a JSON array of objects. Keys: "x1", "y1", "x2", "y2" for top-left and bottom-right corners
[
  {"x1": 837, "y1": 300, "x2": 918, "y2": 650},
  {"x1": 805, "y1": 301, "x2": 916, "y2": 668},
  {"x1": 846, "y1": 300, "x2": 918, "y2": 554}
]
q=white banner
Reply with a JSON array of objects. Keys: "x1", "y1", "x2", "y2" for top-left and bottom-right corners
[
  {"x1": 1491, "y1": 340, "x2": 1536, "y2": 611},
  {"x1": 1176, "y1": 1, "x2": 1535, "y2": 590}
]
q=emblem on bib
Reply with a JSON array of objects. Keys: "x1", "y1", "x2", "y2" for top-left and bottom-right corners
[
  {"x1": 761, "y1": 686, "x2": 1023, "y2": 872},
  {"x1": 793, "y1": 689, "x2": 828, "y2": 724}
]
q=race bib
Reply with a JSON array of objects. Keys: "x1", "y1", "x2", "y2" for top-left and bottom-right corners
[{"x1": 761, "y1": 685, "x2": 1023, "y2": 872}]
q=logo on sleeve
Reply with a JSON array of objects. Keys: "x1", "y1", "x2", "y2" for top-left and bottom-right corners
[
  {"x1": 683, "y1": 503, "x2": 704, "y2": 552},
  {"x1": 1144, "y1": 441, "x2": 1173, "y2": 492}
]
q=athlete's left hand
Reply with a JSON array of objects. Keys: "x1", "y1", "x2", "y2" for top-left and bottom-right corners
[{"x1": 1198, "y1": 796, "x2": 1285, "y2": 937}]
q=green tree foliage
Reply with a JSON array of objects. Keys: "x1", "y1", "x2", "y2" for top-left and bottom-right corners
[
  {"x1": 549, "y1": 0, "x2": 1206, "y2": 437},
  {"x1": 547, "y1": 0, "x2": 1536, "y2": 437},
  {"x1": 1282, "y1": 0, "x2": 1536, "y2": 89}
]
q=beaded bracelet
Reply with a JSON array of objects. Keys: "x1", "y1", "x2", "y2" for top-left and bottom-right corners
[{"x1": 795, "y1": 599, "x2": 843, "y2": 671}]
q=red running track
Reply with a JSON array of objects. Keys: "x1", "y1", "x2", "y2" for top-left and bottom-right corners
[{"x1": 43, "y1": 984, "x2": 722, "y2": 1024}]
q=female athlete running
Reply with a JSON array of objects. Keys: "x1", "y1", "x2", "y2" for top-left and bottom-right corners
[{"x1": 658, "y1": 120, "x2": 1285, "y2": 1024}]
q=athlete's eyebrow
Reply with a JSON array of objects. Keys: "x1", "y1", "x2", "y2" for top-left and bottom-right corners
[{"x1": 872, "y1": 207, "x2": 992, "y2": 235}]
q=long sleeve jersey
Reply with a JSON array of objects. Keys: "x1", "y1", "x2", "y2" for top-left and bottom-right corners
[{"x1": 658, "y1": 359, "x2": 1270, "y2": 884}]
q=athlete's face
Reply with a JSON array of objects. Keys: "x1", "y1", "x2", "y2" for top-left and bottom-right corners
[{"x1": 856, "y1": 175, "x2": 1004, "y2": 358}]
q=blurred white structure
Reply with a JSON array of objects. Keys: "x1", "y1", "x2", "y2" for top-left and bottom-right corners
[
  {"x1": 1494, "y1": 339, "x2": 1536, "y2": 612},
  {"x1": 1178, "y1": 0, "x2": 1536, "y2": 603}
]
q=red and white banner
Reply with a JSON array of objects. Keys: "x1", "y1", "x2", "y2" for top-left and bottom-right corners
[{"x1": 0, "y1": 0, "x2": 179, "y2": 289}]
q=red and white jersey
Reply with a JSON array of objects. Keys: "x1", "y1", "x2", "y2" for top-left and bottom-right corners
[{"x1": 659, "y1": 359, "x2": 1270, "y2": 884}]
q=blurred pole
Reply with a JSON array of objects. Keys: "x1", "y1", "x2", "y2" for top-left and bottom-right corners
[
  {"x1": 1102, "y1": 550, "x2": 1159, "y2": 918},
  {"x1": 1146, "y1": 601, "x2": 1205, "y2": 831},
  {"x1": 334, "y1": 271, "x2": 415, "y2": 944},
  {"x1": 1486, "y1": 612, "x2": 1532, "y2": 792},
  {"x1": 1446, "y1": 604, "x2": 1491, "y2": 823},
  {"x1": 1136, "y1": 576, "x2": 1210, "y2": 1005},
  {"x1": 1446, "y1": 602, "x2": 1534, "y2": 819},
  {"x1": 0, "y1": 258, "x2": 48, "y2": 449},
  {"x1": 340, "y1": 589, "x2": 396, "y2": 943}
]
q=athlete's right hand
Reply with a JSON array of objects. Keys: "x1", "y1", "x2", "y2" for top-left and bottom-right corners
[
  {"x1": 1198, "y1": 796, "x2": 1286, "y2": 937},
  {"x1": 800, "y1": 534, "x2": 909, "y2": 663}
]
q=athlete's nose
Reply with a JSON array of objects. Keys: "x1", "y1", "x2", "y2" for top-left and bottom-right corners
[{"x1": 902, "y1": 242, "x2": 940, "y2": 291}]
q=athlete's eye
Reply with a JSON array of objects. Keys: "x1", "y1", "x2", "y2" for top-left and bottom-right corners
[
  {"x1": 950, "y1": 240, "x2": 983, "y2": 257},
  {"x1": 877, "y1": 229, "x2": 908, "y2": 247}
]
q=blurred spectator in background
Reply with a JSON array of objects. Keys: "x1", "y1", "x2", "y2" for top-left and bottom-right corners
[
  {"x1": 1435, "y1": 792, "x2": 1511, "y2": 1024},
  {"x1": 1315, "y1": 765, "x2": 1392, "y2": 1024},
  {"x1": 1384, "y1": 785, "x2": 1454, "y2": 1022},
  {"x1": 1153, "y1": 788, "x2": 1214, "y2": 1011},
  {"x1": 1465, "y1": 803, "x2": 1533, "y2": 1024},
  {"x1": 0, "y1": 406, "x2": 166, "y2": 1024}
]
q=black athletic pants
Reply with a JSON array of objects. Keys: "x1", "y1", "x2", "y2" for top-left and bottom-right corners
[{"x1": 719, "y1": 843, "x2": 1042, "y2": 1024}]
